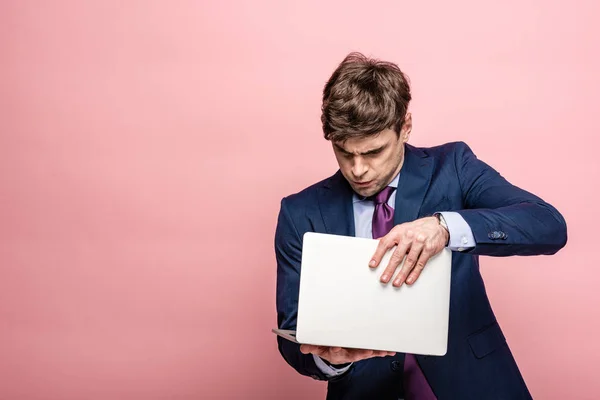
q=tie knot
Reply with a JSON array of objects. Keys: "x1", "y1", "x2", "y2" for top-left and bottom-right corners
[{"x1": 370, "y1": 186, "x2": 396, "y2": 205}]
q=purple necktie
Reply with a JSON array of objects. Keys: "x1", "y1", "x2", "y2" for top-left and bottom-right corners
[{"x1": 370, "y1": 186, "x2": 437, "y2": 400}]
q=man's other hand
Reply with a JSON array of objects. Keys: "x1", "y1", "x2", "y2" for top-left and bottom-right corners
[
  {"x1": 369, "y1": 216, "x2": 449, "y2": 287},
  {"x1": 299, "y1": 344, "x2": 395, "y2": 364}
]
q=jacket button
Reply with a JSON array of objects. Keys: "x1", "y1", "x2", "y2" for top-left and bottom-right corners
[
  {"x1": 391, "y1": 360, "x2": 402, "y2": 372},
  {"x1": 488, "y1": 231, "x2": 500, "y2": 240}
]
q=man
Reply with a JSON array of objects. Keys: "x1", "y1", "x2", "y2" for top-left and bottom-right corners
[{"x1": 274, "y1": 52, "x2": 567, "y2": 399}]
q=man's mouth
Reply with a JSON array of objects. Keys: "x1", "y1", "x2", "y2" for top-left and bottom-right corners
[{"x1": 353, "y1": 180, "x2": 373, "y2": 187}]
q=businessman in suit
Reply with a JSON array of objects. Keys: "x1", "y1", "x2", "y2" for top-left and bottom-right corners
[{"x1": 274, "y1": 52, "x2": 567, "y2": 399}]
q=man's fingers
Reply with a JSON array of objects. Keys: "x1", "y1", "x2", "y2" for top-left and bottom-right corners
[
  {"x1": 358, "y1": 349, "x2": 395, "y2": 358},
  {"x1": 300, "y1": 344, "x2": 325, "y2": 356},
  {"x1": 372, "y1": 350, "x2": 394, "y2": 357},
  {"x1": 393, "y1": 234, "x2": 425, "y2": 287},
  {"x1": 324, "y1": 348, "x2": 396, "y2": 364},
  {"x1": 301, "y1": 345, "x2": 396, "y2": 364},
  {"x1": 406, "y1": 245, "x2": 432, "y2": 285},
  {"x1": 299, "y1": 344, "x2": 311, "y2": 354},
  {"x1": 380, "y1": 241, "x2": 409, "y2": 283},
  {"x1": 346, "y1": 349, "x2": 373, "y2": 362},
  {"x1": 346, "y1": 349, "x2": 394, "y2": 361},
  {"x1": 379, "y1": 229, "x2": 413, "y2": 283},
  {"x1": 369, "y1": 234, "x2": 398, "y2": 269}
]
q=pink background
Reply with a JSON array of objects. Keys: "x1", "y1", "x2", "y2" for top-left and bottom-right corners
[{"x1": 1, "y1": 1, "x2": 598, "y2": 399}]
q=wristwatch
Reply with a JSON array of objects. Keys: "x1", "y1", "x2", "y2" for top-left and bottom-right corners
[
  {"x1": 434, "y1": 212, "x2": 450, "y2": 246},
  {"x1": 435, "y1": 212, "x2": 448, "y2": 230}
]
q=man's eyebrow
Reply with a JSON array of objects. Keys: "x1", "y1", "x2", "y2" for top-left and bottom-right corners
[
  {"x1": 362, "y1": 144, "x2": 387, "y2": 155},
  {"x1": 334, "y1": 143, "x2": 388, "y2": 155}
]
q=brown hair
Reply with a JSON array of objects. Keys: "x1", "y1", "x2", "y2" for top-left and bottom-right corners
[{"x1": 321, "y1": 52, "x2": 412, "y2": 142}]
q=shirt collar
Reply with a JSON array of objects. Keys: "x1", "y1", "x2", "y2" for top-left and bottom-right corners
[{"x1": 352, "y1": 172, "x2": 400, "y2": 203}]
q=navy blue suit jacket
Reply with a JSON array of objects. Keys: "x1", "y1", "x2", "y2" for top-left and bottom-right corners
[{"x1": 275, "y1": 141, "x2": 567, "y2": 399}]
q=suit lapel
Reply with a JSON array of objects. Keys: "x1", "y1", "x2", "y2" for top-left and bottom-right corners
[
  {"x1": 394, "y1": 144, "x2": 434, "y2": 225},
  {"x1": 318, "y1": 170, "x2": 355, "y2": 237}
]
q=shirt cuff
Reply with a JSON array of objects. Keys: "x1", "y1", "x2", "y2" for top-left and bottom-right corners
[
  {"x1": 438, "y1": 211, "x2": 476, "y2": 251},
  {"x1": 313, "y1": 354, "x2": 352, "y2": 377}
]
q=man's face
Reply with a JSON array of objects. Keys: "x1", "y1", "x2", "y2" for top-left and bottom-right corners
[{"x1": 332, "y1": 115, "x2": 411, "y2": 197}]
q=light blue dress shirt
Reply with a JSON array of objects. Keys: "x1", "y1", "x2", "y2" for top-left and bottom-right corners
[{"x1": 313, "y1": 172, "x2": 476, "y2": 377}]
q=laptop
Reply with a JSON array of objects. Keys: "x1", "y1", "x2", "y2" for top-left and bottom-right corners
[{"x1": 273, "y1": 232, "x2": 452, "y2": 356}]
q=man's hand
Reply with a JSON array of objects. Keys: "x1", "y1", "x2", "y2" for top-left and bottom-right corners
[
  {"x1": 300, "y1": 344, "x2": 395, "y2": 365},
  {"x1": 369, "y1": 216, "x2": 449, "y2": 287}
]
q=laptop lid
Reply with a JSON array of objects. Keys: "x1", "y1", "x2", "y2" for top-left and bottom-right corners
[{"x1": 296, "y1": 232, "x2": 452, "y2": 356}]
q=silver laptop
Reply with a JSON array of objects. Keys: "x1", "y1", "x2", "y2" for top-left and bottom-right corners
[{"x1": 273, "y1": 232, "x2": 452, "y2": 356}]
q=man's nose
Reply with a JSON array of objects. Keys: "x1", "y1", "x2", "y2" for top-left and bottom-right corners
[{"x1": 351, "y1": 158, "x2": 368, "y2": 178}]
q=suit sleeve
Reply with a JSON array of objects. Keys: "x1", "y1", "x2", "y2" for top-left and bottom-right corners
[
  {"x1": 274, "y1": 197, "x2": 342, "y2": 381},
  {"x1": 454, "y1": 142, "x2": 567, "y2": 256}
]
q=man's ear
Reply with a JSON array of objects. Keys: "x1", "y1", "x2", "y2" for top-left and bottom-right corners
[{"x1": 401, "y1": 113, "x2": 412, "y2": 143}]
